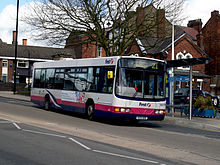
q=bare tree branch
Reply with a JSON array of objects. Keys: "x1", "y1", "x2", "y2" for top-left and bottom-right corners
[{"x1": 23, "y1": 0, "x2": 186, "y2": 56}]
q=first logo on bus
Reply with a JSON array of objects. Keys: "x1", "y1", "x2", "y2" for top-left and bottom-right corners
[{"x1": 105, "y1": 58, "x2": 114, "y2": 64}]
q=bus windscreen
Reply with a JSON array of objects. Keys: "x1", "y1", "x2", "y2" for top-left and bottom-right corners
[{"x1": 115, "y1": 58, "x2": 165, "y2": 99}]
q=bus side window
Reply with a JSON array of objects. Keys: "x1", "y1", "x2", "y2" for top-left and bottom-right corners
[
  {"x1": 102, "y1": 67, "x2": 115, "y2": 93},
  {"x1": 94, "y1": 67, "x2": 101, "y2": 92},
  {"x1": 87, "y1": 67, "x2": 100, "y2": 92},
  {"x1": 54, "y1": 69, "x2": 64, "y2": 89},
  {"x1": 33, "y1": 69, "x2": 41, "y2": 88},
  {"x1": 64, "y1": 72, "x2": 75, "y2": 90},
  {"x1": 74, "y1": 72, "x2": 87, "y2": 91},
  {"x1": 40, "y1": 69, "x2": 46, "y2": 88},
  {"x1": 45, "y1": 69, "x2": 55, "y2": 89},
  {"x1": 87, "y1": 67, "x2": 94, "y2": 91}
]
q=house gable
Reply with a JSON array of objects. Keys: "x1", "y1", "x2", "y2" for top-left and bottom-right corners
[
  {"x1": 202, "y1": 10, "x2": 220, "y2": 75},
  {"x1": 165, "y1": 35, "x2": 207, "y2": 75}
]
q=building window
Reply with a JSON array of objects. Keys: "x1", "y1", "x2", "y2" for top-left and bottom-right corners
[
  {"x1": 97, "y1": 46, "x2": 102, "y2": 57},
  {"x1": 176, "y1": 52, "x2": 193, "y2": 70},
  {"x1": 197, "y1": 79, "x2": 203, "y2": 90},
  {"x1": 17, "y1": 61, "x2": 29, "y2": 68},
  {"x1": 176, "y1": 52, "x2": 184, "y2": 70},
  {"x1": 2, "y1": 74, "x2": 7, "y2": 83},
  {"x1": 185, "y1": 53, "x2": 193, "y2": 59},
  {"x1": 176, "y1": 81, "x2": 181, "y2": 90},
  {"x1": 176, "y1": 52, "x2": 184, "y2": 60},
  {"x1": 2, "y1": 60, "x2": 8, "y2": 67}
]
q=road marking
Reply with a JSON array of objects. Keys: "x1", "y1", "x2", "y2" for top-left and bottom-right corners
[
  {"x1": 0, "y1": 121, "x2": 12, "y2": 123},
  {"x1": 185, "y1": 125, "x2": 220, "y2": 133},
  {"x1": 46, "y1": 122, "x2": 57, "y2": 126},
  {"x1": 13, "y1": 122, "x2": 21, "y2": 130},
  {"x1": 0, "y1": 117, "x2": 166, "y2": 164},
  {"x1": 93, "y1": 149, "x2": 159, "y2": 164},
  {"x1": 69, "y1": 137, "x2": 91, "y2": 150},
  {"x1": 22, "y1": 129, "x2": 67, "y2": 138}
]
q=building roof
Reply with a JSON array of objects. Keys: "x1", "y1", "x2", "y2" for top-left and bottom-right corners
[
  {"x1": 202, "y1": 10, "x2": 220, "y2": 30},
  {"x1": 179, "y1": 26, "x2": 199, "y2": 41},
  {"x1": 137, "y1": 25, "x2": 186, "y2": 55},
  {"x1": 0, "y1": 40, "x2": 76, "y2": 61},
  {"x1": 136, "y1": 25, "x2": 207, "y2": 58}
]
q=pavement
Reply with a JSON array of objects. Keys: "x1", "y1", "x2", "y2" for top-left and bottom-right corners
[{"x1": 0, "y1": 91, "x2": 220, "y2": 132}]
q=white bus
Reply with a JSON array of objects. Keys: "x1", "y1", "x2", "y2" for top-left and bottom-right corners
[{"x1": 31, "y1": 56, "x2": 167, "y2": 122}]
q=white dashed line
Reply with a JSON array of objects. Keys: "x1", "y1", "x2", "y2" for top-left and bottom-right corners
[
  {"x1": 13, "y1": 122, "x2": 21, "y2": 130},
  {"x1": 0, "y1": 121, "x2": 12, "y2": 123},
  {"x1": 93, "y1": 149, "x2": 159, "y2": 164},
  {"x1": 1, "y1": 118, "x2": 166, "y2": 165},
  {"x1": 69, "y1": 137, "x2": 91, "y2": 150},
  {"x1": 22, "y1": 129, "x2": 67, "y2": 138}
]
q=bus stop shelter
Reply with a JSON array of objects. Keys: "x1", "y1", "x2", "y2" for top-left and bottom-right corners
[{"x1": 166, "y1": 57, "x2": 211, "y2": 120}]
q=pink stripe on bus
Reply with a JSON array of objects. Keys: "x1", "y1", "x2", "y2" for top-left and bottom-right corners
[
  {"x1": 95, "y1": 104, "x2": 164, "y2": 115},
  {"x1": 62, "y1": 100, "x2": 85, "y2": 108},
  {"x1": 31, "y1": 96, "x2": 44, "y2": 101},
  {"x1": 31, "y1": 95, "x2": 164, "y2": 115}
]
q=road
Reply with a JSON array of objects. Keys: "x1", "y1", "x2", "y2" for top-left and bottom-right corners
[{"x1": 0, "y1": 97, "x2": 219, "y2": 165}]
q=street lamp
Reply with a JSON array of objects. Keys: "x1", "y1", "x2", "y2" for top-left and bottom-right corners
[
  {"x1": 13, "y1": 0, "x2": 19, "y2": 94},
  {"x1": 169, "y1": 16, "x2": 175, "y2": 116}
]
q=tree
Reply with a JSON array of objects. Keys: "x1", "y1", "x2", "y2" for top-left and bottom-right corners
[{"x1": 24, "y1": 0, "x2": 186, "y2": 57}]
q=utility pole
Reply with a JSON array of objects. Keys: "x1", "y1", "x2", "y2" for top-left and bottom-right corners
[
  {"x1": 13, "y1": 0, "x2": 19, "y2": 94},
  {"x1": 189, "y1": 65, "x2": 193, "y2": 120},
  {"x1": 169, "y1": 21, "x2": 175, "y2": 116}
]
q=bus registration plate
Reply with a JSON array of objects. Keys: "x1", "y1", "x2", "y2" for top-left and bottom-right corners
[{"x1": 136, "y1": 116, "x2": 148, "y2": 120}]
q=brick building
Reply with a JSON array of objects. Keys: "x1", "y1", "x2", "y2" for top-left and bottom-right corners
[
  {"x1": 65, "y1": 5, "x2": 211, "y2": 92},
  {"x1": 65, "y1": 33, "x2": 106, "y2": 59},
  {"x1": 201, "y1": 10, "x2": 220, "y2": 95},
  {"x1": 182, "y1": 10, "x2": 220, "y2": 95},
  {"x1": 0, "y1": 32, "x2": 76, "y2": 85},
  {"x1": 118, "y1": 6, "x2": 211, "y2": 92}
]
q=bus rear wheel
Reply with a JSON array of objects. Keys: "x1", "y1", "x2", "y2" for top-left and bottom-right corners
[
  {"x1": 44, "y1": 96, "x2": 50, "y2": 110},
  {"x1": 87, "y1": 104, "x2": 94, "y2": 120}
]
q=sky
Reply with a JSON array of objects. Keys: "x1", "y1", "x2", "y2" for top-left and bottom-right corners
[{"x1": 0, "y1": 0, "x2": 220, "y2": 47}]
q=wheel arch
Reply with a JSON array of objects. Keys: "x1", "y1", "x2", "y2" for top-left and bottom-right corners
[
  {"x1": 86, "y1": 98, "x2": 94, "y2": 109},
  {"x1": 44, "y1": 93, "x2": 50, "y2": 110},
  {"x1": 45, "y1": 93, "x2": 50, "y2": 102}
]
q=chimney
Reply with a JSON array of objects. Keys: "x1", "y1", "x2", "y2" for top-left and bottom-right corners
[
  {"x1": 12, "y1": 31, "x2": 17, "y2": 44},
  {"x1": 211, "y1": 10, "x2": 219, "y2": 17},
  {"x1": 22, "y1": 39, "x2": 27, "y2": 46},
  {"x1": 136, "y1": 5, "x2": 145, "y2": 28},
  {"x1": 196, "y1": 33, "x2": 204, "y2": 50},
  {"x1": 187, "y1": 19, "x2": 203, "y2": 32},
  {"x1": 157, "y1": 8, "x2": 165, "y2": 38}
]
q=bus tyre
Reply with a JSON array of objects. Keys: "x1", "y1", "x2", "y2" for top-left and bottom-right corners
[
  {"x1": 87, "y1": 104, "x2": 94, "y2": 120},
  {"x1": 44, "y1": 98, "x2": 50, "y2": 110},
  {"x1": 213, "y1": 98, "x2": 218, "y2": 106}
]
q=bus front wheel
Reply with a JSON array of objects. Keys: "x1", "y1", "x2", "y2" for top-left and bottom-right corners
[{"x1": 87, "y1": 104, "x2": 94, "y2": 120}]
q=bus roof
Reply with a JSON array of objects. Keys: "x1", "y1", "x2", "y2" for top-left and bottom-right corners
[{"x1": 33, "y1": 56, "x2": 165, "y2": 69}]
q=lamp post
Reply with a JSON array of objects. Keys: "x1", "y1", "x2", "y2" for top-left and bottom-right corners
[
  {"x1": 13, "y1": 0, "x2": 19, "y2": 94},
  {"x1": 28, "y1": 49, "x2": 31, "y2": 91},
  {"x1": 169, "y1": 19, "x2": 175, "y2": 116}
]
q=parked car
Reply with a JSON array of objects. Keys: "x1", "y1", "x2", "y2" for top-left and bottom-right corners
[
  {"x1": 202, "y1": 91, "x2": 219, "y2": 107},
  {"x1": 174, "y1": 88, "x2": 219, "y2": 107}
]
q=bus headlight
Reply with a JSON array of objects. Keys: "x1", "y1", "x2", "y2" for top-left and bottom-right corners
[
  {"x1": 125, "y1": 108, "x2": 130, "y2": 113},
  {"x1": 114, "y1": 108, "x2": 130, "y2": 113},
  {"x1": 120, "y1": 108, "x2": 126, "y2": 112},
  {"x1": 155, "y1": 110, "x2": 165, "y2": 114}
]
